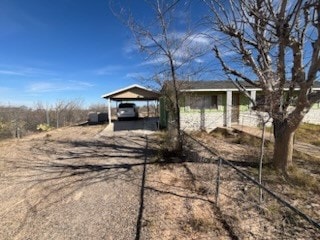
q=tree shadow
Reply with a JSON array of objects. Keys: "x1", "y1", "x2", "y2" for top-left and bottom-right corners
[
  {"x1": 113, "y1": 118, "x2": 159, "y2": 132},
  {"x1": 135, "y1": 135, "x2": 148, "y2": 240},
  {"x1": 2, "y1": 134, "x2": 157, "y2": 239},
  {"x1": 141, "y1": 162, "x2": 241, "y2": 240}
]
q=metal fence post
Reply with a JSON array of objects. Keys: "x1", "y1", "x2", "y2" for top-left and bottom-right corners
[{"x1": 215, "y1": 158, "x2": 222, "y2": 205}]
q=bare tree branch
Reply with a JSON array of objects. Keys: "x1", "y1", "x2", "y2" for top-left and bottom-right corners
[{"x1": 206, "y1": 0, "x2": 320, "y2": 171}]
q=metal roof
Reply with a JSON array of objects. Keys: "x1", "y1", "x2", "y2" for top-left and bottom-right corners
[
  {"x1": 181, "y1": 80, "x2": 256, "y2": 89},
  {"x1": 179, "y1": 80, "x2": 320, "y2": 92}
]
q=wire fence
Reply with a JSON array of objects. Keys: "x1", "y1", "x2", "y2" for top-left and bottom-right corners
[{"x1": 183, "y1": 132, "x2": 320, "y2": 239}]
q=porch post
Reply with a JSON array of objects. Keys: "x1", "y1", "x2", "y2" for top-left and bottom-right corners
[
  {"x1": 226, "y1": 90, "x2": 232, "y2": 128},
  {"x1": 156, "y1": 100, "x2": 159, "y2": 116},
  {"x1": 250, "y1": 90, "x2": 256, "y2": 109},
  {"x1": 108, "y1": 98, "x2": 112, "y2": 124},
  {"x1": 156, "y1": 100, "x2": 158, "y2": 116}
]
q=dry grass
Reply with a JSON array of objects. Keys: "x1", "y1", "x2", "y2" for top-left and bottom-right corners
[
  {"x1": 296, "y1": 123, "x2": 320, "y2": 144},
  {"x1": 144, "y1": 129, "x2": 320, "y2": 238},
  {"x1": 311, "y1": 140, "x2": 320, "y2": 146},
  {"x1": 0, "y1": 161, "x2": 4, "y2": 174},
  {"x1": 143, "y1": 161, "x2": 231, "y2": 239},
  {"x1": 293, "y1": 150, "x2": 320, "y2": 163},
  {"x1": 210, "y1": 127, "x2": 273, "y2": 149},
  {"x1": 263, "y1": 200, "x2": 301, "y2": 227},
  {"x1": 187, "y1": 131, "x2": 320, "y2": 237},
  {"x1": 287, "y1": 166, "x2": 320, "y2": 193},
  {"x1": 231, "y1": 133, "x2": 273, "y2": 149},
  {"x1": 210, "y1": 125, "x2": 320, "y2": 192},
  {"x1": 180, "y1": 217, "x2": 219, "y2": 233},
  {"x1": 153, "y1": 131, "x2": 185, "y2": 164},
  {"x1": 248, "y1": 162, "x2": 320, "y2": 193},
  {"x1": 264, "y1": 123, "x2": 320, "y2": 147}
]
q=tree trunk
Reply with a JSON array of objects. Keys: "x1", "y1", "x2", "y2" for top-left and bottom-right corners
[
  {"x1": 174, "y1": 105, "x2": 182, "y2": 152},
  {"x1": 273, "y1": 121, "x2": 295, "y2": 172},
  {"x1": 169, "y1": 56, "x2": 182, "y2": 153},
  {"x1": 167, "y1": 105, "x2": 182, "y2": 152}
]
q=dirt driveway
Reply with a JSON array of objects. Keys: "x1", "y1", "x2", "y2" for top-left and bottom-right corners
[{"x1": 0, "y1": 126, "x2": 153, "y2": 240}]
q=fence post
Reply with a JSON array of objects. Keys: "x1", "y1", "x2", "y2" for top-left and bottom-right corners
[
  {"x1": 259, "y1": 121, "x2": 266, "y2": 203},
  {"x1": 215, "y1": 158, "x2": 222, "y2": 206},
  {"x1": 185, "y1": 132, "x2": 320, "y2": 230}
]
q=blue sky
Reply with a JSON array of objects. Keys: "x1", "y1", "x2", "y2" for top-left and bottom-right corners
[
  {"x1": 0, "y1": 0, "x2": 169, "y2": 107},
  {"x1": 1, "y1": 1, "x2": 317, "y2": 108}
]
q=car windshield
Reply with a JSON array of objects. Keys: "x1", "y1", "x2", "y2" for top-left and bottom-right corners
[{"x1": 119, "y1": 103, "x2": 135, "y2": 108}]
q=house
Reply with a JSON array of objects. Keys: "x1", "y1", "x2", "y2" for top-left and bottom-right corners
[{"x1": 178, "y1": 80, "x2": 320, "y2": 131}]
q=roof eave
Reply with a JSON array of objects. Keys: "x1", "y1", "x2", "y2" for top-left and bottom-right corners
[
  {"x1": 101, "y1": 84, "x2": 159, "y2": 99},
  {"x1": 180, "y1": 87, "x2": 320, "y2": 92}
]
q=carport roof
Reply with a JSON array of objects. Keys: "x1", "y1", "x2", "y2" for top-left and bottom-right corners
[{"x1": 101, "y1": 84, "x2": 160, "y2": 101}]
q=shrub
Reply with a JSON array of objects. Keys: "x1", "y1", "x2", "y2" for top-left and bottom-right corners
[{"x1": 36, "y1": 123, "x2": 53, "y2": 132}]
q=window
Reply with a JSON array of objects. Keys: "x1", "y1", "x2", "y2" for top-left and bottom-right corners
[
  {"x1": 118, "y1": 103, "x2": 136, "y2": 108},
  {"x1": 190, "y1": 95, "x2": 218, "y2": 109}
]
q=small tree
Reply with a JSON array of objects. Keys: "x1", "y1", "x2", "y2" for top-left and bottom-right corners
[
  {"x1": 113, "y1": 0, "x2": 209, "y2": 151},
  {"x1": 206, "y1": 0, "x2": 320, "y2": 171},
  {"x1": 54, "y1": 99, "x2": 84, "y2": 128}
]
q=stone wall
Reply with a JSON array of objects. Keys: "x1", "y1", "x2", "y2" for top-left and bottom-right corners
[
  {"x1": 180, "y1": 93, "x2": 320, "y2": 132},
  {"x1": 239, "y1": 111, "x2": 272, "y2": 127},
  {"x1": 180, "y1": 111, "x2": 225, "y2": 131},
  {"x1": 303, "y1": 109, "x2": 320, "y2": 124},
  {"x1": 237, "y1": 109, "x2": 320, "y2": 127}
]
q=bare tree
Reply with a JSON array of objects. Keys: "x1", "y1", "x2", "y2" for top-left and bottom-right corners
[
  {"x1": 54, "y1": 99, "x2": 84, "y2": 128},
  {"x1": 0, "y1": 100, "x2": 90, "y2": 140},
  {"x1": 112, "y1": 0, "x2": 209, "y2": 152},
  {"x1": 206, "y1": 0, "x2": 320, "y2": 171},
  {"x1": 88, "y1": 103, "x2": 108, "y2": 113}
]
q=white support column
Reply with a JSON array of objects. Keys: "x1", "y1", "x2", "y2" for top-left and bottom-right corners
[
  {"x1": 250, "y1": 90, "x2": 256, "y2": 109},
  {"x1": 108, "y1": 98, "x2": 112, "y2": 124},
  {"x1": 226, "y1": 91, "x2": 232, "y2": 128}
]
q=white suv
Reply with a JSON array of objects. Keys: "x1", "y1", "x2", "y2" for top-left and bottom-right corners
[{"x1": 117, "y1": 103, "x2": 139, "y2": 120}]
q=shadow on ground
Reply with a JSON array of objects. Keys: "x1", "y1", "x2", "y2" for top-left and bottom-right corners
[
  {"x1": 113, "y1": 117, "x2": 159, "y2": 132},
  {"x1": 2, "y1": 134, "x2": 159, "y2": 239}
]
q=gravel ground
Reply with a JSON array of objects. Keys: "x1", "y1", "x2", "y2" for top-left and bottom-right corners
[
  {"x1": 141, "y1": 163, "x2": 233, "y2": 240},
  {"x1": 0, "y1": 126, "x2": 152, "y2": 240},
  {"x1": 3, "y1": 125, "x2": 319, "y2": 239}
]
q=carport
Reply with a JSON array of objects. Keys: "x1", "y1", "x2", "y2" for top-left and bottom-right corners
[{"x1": 101, "y1": 84, "x2": 161, "y2": 125}]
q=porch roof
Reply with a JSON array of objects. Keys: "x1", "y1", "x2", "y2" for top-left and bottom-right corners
[{"x1": 101, "y1": 84, "x2": 160, "y2": 101}]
